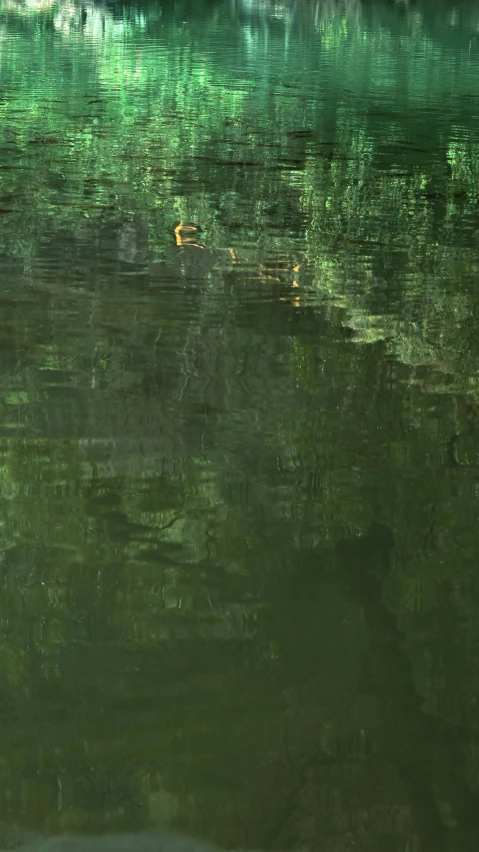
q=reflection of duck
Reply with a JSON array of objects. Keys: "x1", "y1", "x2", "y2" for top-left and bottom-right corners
[
  {"x1": 174, "y1": 221, "x2": 204, "y2": 249},
  {"x1": 255, "y1": 255, "x2": 302, "y2": 307},
  {"x1": 171, "y1": 223, "x2": 301, "y2": 298},
  {"x1": 168, "y1": 221, "x2": 234, "y2": 281}
]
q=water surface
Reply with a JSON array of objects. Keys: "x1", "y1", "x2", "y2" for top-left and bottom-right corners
[{"x1": 1, "y1": 1, "x2": 479, "y2": 850}]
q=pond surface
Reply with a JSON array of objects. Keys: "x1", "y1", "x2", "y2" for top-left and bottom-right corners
[{"x1": 1, "y1": 0, "x2": 479, "y2": 849}]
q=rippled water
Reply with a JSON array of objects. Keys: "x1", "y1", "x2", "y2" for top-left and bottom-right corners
[{"x1": 1, "y1": 0, "x2": 479, "y2": 850}]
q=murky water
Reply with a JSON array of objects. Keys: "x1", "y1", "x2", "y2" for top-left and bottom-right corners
[{"x1": 1, "y1": 0, "x2": 479, "y2": 849}]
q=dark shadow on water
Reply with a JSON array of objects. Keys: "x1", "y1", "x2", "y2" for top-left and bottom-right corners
[{"x1": 336, "y1": 524, "x2": 479, "y2": 852}]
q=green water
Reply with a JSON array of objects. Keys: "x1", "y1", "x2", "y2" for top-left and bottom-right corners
[{"x1": 1, "y1": 0, "x2": 479, "y2": 849}]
